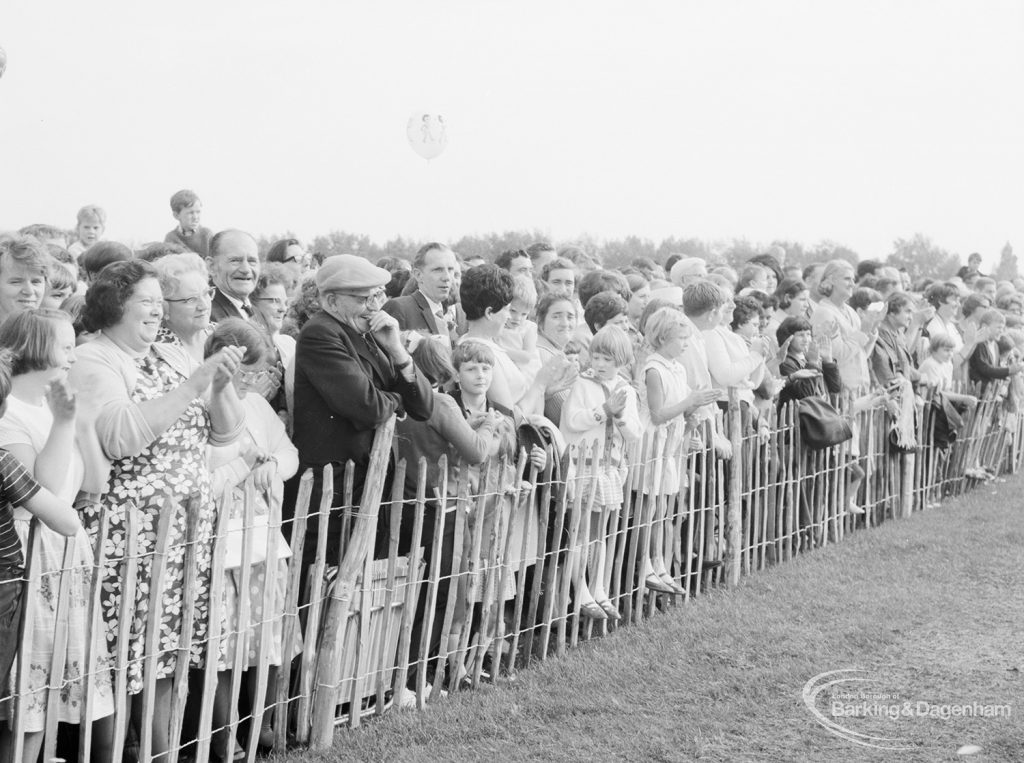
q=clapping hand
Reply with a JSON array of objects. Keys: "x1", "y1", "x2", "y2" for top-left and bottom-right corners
[
  {"x1": 44, "y1": 379, "x2": 77, "y2": 423},
  {"x1": 536, "y1": 354, "x2": 577, "y2": 393},
  {"x1": 604, "y1": 387, "x2": 629, "y2": 418}
]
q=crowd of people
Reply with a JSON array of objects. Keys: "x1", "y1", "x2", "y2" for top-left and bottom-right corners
[{"x1": 0, "y1": 190, "x2": 1018, "y2": 760}]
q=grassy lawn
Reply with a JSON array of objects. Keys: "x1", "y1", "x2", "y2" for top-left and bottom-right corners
[{"x1": 277, "y1": 475, "x2": 1024, "y2": 762}]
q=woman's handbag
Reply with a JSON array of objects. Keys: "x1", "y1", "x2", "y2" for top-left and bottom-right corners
[{"x1": 797, "y1": 396, "x2": 853, "y2": 450}]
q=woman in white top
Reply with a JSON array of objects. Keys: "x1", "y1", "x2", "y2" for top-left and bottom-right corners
[
  {"x1": 458, "y1": 265, "x2": 574, "y2": 417},
  {"x1": 0, "y1": 309, "x2": 115, "y2": 761},
  {"x1": 810, "y1": 260, "x2": 882, "y2": 392}
]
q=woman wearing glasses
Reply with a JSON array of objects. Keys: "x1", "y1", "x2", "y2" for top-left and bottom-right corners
[
  {"x1": 154, "y1": 252, "x2": 216, "y2": 361},
  {"x1": 69, "y1": 260, "x2": 245, "y2": 759},
  {"x1": 251, "y1": 264, "x2": 297, "y2": 429}
]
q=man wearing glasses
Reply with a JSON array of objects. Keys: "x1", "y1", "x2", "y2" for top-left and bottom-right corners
[{"x1": 290, "y1": 254, "x2": 433, "y2": 573}]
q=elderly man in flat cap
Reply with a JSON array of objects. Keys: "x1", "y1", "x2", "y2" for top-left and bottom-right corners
[{"x1": 290, "y1": 254, "x2": 433, "y2": 573}]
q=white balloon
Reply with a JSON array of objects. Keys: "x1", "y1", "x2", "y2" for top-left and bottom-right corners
[{"x1": 406, "y1": 112, "x2": 448, "y2": 160}]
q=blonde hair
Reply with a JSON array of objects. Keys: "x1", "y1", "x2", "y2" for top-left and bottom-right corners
[
  {"x1": 510, "y1": 274, "x2": 537, "y2": 310},
  {"x1": 643, "y1": 306, "x2": 690, "y2": 351},
  {"x1": 589, "y1": 325, "x2": 634, "y2": 366}
]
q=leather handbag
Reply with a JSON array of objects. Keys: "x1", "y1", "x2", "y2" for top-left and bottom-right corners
[{"x1": 797, "y1": 396, "x2": 853, "y2": 450}]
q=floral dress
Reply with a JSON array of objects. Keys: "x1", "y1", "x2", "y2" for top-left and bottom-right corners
[{"x1": 86, "y1": 352, "x2": 217, "y2": 695}]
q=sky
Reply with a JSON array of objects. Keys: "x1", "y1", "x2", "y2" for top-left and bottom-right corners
[{"x1": 1, "y1": 0, "x2": 1022, "y2": 269}]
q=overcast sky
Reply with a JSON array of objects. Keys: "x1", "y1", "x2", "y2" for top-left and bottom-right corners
[{"x1": 1, "y1": 0, "x2": 1022, "y2": 268}]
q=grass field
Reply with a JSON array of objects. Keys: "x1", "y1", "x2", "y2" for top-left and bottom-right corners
[{"x1": 278, "y1": 474, "x2": 1024, "y2": 762}]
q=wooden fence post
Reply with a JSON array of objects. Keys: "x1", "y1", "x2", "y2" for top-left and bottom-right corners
[
  {"x1": 309, "y1": 415, "x2": 396, "y2": 749},
  {"x1": 726, "y1": 389, "x2": 743, "y2": 587}
]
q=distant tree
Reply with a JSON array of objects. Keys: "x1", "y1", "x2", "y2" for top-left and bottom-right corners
[
  {"x1": 802, "y1": 240, "x2": 859, "y2": 269},
  {"x1": 310, "y1": 230, "x2": 379, "y2": 260},
  {"x1": 719, "y1": 239, "x2": 760, "y2": 269},
  {"x1": 886, "y1": 233, "x2": 960, "y2": 280},
  {"x1": 994, "y1": 242, "x2": 1018, "y2": 282},
  {"x1": 654, "y1": 236, "x2": 712, "y2": 267},
  {"x1": 600, "y1": 235, "x2": 657, "y2": 270}
]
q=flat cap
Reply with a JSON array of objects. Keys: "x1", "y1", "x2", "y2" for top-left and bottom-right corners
[{"x1": 316, "y1": 254, "x2": 391, "y2": 292}]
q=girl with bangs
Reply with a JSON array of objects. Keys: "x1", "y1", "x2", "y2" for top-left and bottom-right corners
[
  {"x1": 0, "y1": 308, "x2": 115, "y2": 761},
  {"x1": 559, "y1": 325, "x2": 641, "y2": 621}
]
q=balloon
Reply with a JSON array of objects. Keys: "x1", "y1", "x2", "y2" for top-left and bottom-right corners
[
  {"x1": 0, "y1": 47, "x2": 6, "y2": 79},
  {"x1": 406, "y1": 112, "x2": 447, "y2": 160}
]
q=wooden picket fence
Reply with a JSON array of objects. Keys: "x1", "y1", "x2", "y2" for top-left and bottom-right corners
[{"x1": 2, "y1": 382, "x2": 1021, "y2": 760}]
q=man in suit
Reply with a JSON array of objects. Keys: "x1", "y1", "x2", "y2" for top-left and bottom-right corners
[
  {"x1": 206, "y1": 229, "x2": 261, "y2": 323},
  {"x1": 382, "y1": 242, "x2": 459, "y2": 347},
  {"x1": 291, "y1": 254, "x2": 433, "y2": 572}
]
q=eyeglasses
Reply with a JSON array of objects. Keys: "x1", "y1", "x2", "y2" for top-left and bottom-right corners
[
  {"x1": 238, "y1": 367, "x2": 270, "y2": 383},
  {"x1": 165, "y1": 287, "x2": 216, "y2": 307},
  {"x1": 253, "y1": 296, "x2": 288, "y2": 307},
  {"x1": 340, "y1": 289, "x2": 387, "y2": 308}
]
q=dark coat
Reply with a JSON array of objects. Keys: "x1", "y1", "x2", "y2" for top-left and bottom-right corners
[
  {"x1": 969, "y1": 341, "x2": 1010, "y2": 385},
  {"x1": 777, "y1": 355, "x2": 842, "y2": 410},
  {"x1": 209, "y1": 287, "x2": 248, "y2": 323},
  {"x1": 292, "y1": 310, "x2": 433, "y2": 472}
]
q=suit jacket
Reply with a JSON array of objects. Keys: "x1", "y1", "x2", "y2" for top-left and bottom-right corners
[
  {"x1": 382, "y1": 291, "x2": 453, "y2": 342},
  {"x1": 969, "y1": 341, "x2": 1010, "y2": 385},
  {"x1": 210, "y1": 287, "x2": 247, "y2": 323},
  {"x1": 293, "y1": 310, "x2": 433, "y2": 474}
]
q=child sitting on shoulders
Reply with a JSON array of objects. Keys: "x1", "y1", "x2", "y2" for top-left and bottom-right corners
[
  {"x1": 496, "y1": 275, "x2": 541, "y2": 384},
  {"x1": 67, "y1": 205, "x2": 105, "y2": 258}
]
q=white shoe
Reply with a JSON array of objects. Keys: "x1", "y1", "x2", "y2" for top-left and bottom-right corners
[{"x1": 394, "y1": 686, "x2": 418, "y2": 709}]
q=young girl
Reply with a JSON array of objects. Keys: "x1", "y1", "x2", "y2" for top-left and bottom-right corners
[
  {"x1": 0, "y1": 313, "x2": 94, "y2": 759},
  {"x1": 559, "y1": 326, "x2": 642, "y2": 620},
  {"x1": 639, "y1": 308, "x2": 720, "y2": 594},
  {"x1": 496, "y1": 275, "x2": 541, "y2": 385},
  {"x1": 206, "y1": 319, "x2": 299, "y2": 755}
]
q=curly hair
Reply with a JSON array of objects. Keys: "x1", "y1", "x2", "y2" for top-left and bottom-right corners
[
  {"x1": 81, "y1": 259, "x2": 158, "y2": 332},
  {"x1": 459, "y1": 265, "x2": 514, "y2": 321}
]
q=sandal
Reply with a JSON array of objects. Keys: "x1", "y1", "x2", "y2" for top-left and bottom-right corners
[
  {"x1": 579, "y1": 600, "x2": 608, "y2": 619},
  {"x1": 598, "y1": 599, "x2": 621, "y2": 620}
]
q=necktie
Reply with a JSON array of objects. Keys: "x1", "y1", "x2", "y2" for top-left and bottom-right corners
[
  {"x1": 241, "y1": 302, "x2": 255, "y2": 319},
  {"x1": 435, "y1": 309, "x2": 452, "y2": 347}
]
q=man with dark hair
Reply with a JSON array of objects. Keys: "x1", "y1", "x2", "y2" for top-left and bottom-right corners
[
  {"x1": 527, "y1": 241, "x2": 557, "y2": 271},
  {"x1": 494, "y1": 248, "x2": 533, "y2": 278},
  {"x1": 383, "y1": 243, "x2": 459, "y2": 346},
  {"x1": 207, "y1": 229, "x2": 261, "y2": 322},
  {"x1": 577, "y1": 269, "x2": 631, "y2": 308}
]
